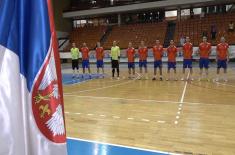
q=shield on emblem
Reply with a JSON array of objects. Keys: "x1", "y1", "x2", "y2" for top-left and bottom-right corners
[{"x1": 32, "y1": 50, "x2": 66, "y2": 143}]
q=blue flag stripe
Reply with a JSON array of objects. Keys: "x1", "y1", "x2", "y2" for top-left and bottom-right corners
[{"x1": 0, "y1": 0, "x2": 51, "y2": 91}]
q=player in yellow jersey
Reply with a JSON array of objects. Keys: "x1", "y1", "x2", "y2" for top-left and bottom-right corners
[
  {"x1": 111, "y1": 41, "x2": 120, "y2": 79},
  {"x1": 70, "y1": 42, "x2": 79, "y2": 78}
]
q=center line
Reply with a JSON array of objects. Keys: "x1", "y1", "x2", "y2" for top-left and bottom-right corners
[
  {"x1": 141, "y1": 119, "x2": 150, "y2": 122},
  {"x1": 157, "y1": 120, "x2": 165, "y2": 123},
  {"x1": 180, "y1": 72, "x2": 190, "y2": 103}
]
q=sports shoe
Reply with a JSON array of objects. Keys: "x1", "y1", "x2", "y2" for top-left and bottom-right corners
[
  {"x1": 159, "y1": 77, "x2": 163, "y2": 81},
  {"x1": 152, "y1": 77, "x2": 156, "y2": 81},
  {"x1": 181, "y1": 78, "x2": 184, "y2": 81}
]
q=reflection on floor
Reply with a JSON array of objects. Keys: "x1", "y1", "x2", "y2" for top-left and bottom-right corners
[{"x1": 62, "y1": 73, "x2": 105, "y2": 85}]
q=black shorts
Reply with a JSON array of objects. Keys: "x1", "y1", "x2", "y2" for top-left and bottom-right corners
[
  {"x1": 111, "y1": 60, "x2": 119, "y2": 68},
  {"x1": 72, "y1": 59, "x2": 79, "y2": 70}
]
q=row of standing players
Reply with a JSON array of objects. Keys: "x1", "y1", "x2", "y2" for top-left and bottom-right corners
[{"x1": 70, "y1": 36, "x2": 230, "y2": 82}]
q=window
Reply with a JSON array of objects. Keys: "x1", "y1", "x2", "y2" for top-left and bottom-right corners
[
  {"x1": 165, "y1": 10, "x2": 177, "y2": 17},
  {"x1": 181, "y1": 9, "x2": 190, "y2": 16},
  {"x1": 193, "y1": 8, "x2": 202, "y2": 15},
  {"x1": 226, "y1": 4, "x2": 232, "y2": 11}
]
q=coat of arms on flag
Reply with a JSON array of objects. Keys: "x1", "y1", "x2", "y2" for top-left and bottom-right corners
[{"x1": 32, "y1": 43, "x2": 66, "y2": 143}]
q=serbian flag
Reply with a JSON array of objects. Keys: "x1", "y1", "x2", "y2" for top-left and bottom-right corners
[{"x1": 0, "y1": 0, "x2": 67, "y2": 155}]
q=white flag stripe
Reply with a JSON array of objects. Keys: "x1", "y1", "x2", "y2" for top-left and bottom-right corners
[
  {"x1": 0, "y1": 45, "x2": 26, "y2": 155},
  {"x1": 0, "y1": 45, "x2": 67, "y2": 155}
]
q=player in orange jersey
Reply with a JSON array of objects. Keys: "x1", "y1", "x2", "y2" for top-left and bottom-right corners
[
  {"x1": 126, "y1": 42, "x2": 136, "y2": 79},
  {"x1": 166, "y1": 40, "x2": 178, "y2": 81},
  {"x1": 96, "y1": 42, "x2": 105, "y2": 78},
  {"x1": 138, "y1": 41, "x2": 148, "y2": 79},
  {"x1": 215, "y1": 37, "x2": 230, "y2": 82},
  {"x1": 197, "y1": 36, "x2": 211, "y2": 81},
  {"x1": 182, "y1": 37, "x2": 194, "y2": 81},
  {"x1": 152, "y1": 39, "x2": 164, "y2": 81},
  {"x1": 80, "y1": 42, "x2": 91, "y2": 78}
]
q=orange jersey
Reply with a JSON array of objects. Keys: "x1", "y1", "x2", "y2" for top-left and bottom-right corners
[
  {"x1": 138, "y1": 47, "x2": 148, "y2": 61},
  {"x1": 217, "y1": 43, "x2": 229, "y2": 60},
  {"x1": 152, "y1": 45, "x2": 163, "y2": 61},
  {"x1": 81, "y1": 47, "x2": 89, "y2": 60},
  {"x1": 96, "y1": 47, "x2": 104, "y2": 60},
  {"x1": 126, "y1": 47, "x2": 135, "y2": 62},
  {"x1": 167, "y1": 46, "x2": 178, "y2": 62},
  {"x1": 199, "y1": 42, "x2": 211, "y2": 58},
  {"x1": 183, "y1": 43, "x2": 193, "y2": 59}
]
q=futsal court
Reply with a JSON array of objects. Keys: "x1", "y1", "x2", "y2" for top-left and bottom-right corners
[{"x1": 63, "y1": 63, "x2": 235, "y2": 155}]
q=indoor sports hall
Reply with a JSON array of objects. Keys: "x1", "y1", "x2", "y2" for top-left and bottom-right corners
[
  {"x1": 3, "y1": 0, "x2": 235, "y2": 155},
  {"x1": 56, "y1": 0, "x2": 235, "y2": 154}
]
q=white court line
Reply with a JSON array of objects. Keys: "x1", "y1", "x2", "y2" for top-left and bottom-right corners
[
  {"x1": 85, "y1": 75, "x2": 127, "y2": 84},
  {"x1": 67, "y1": 137, "x2": 180, "y2": 155},
  {"x1": 214, "y1": 81, "x2": 235, "y2": 88},
  {"x1": 141, "y1": 119, "x2": 150, "y2": 122},
  {"x1": 65, "y1": 94, "x2": 180, "y2": 104},
  {"x1": 65, "y1": 112, "x2": 167, "y2": 124},
  {"x1": 64, "y1": 94, "x2": 235, "y2": 106},
  {"x1": 64, "y1": 73, "x2": 140, "y2": 94},
  {"x1": 180, "y1": 72, "x2": 190, "y2": 103},
  {"x1": 157, "y1": 120, "x2": 166, "y2": 123},
  {"x1": 91, "y1": 77, "x2": 126, "y2": 84},
  {"x1": 174, "y1": 72, "x2": 190, "y2": 124}
]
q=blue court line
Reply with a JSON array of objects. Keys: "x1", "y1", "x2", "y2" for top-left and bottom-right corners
[
  {"x1": 62, "y1": 73, "x2": 105, "y2": 85},
  {"x1": 67, "y1": 137, "x2": 177, "y2": 155}
]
